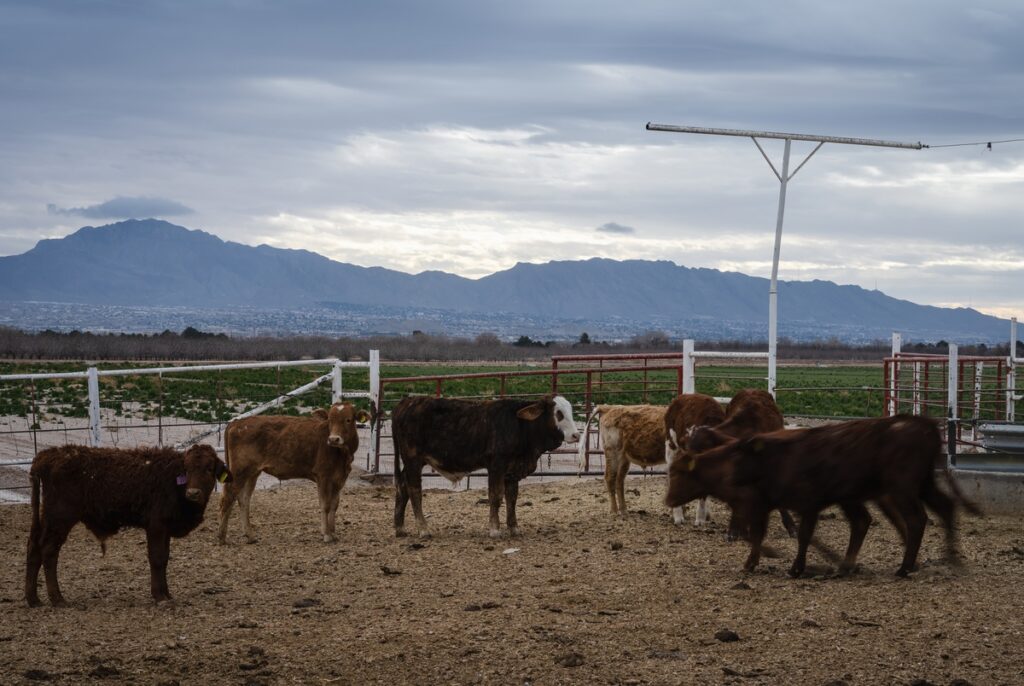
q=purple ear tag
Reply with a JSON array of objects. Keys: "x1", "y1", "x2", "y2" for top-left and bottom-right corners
[{"x1": 176, "y1": 474, "x2": 188, "y2": 486}]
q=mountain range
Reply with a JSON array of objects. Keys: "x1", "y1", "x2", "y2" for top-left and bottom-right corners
[{"x1": 0, "y1": 218, "x2": 1010, "y2": 343}]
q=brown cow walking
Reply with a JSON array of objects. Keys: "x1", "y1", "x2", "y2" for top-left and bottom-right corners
[
  {"x1": 25, "y1": 444, "x2": 231, "y2": 607},
  {"x1": 667, "y1": 415, "x2": 981, "y2": 577},
  {"x1": 218, "y1": 402, "x2": 369, "y2": 544}
]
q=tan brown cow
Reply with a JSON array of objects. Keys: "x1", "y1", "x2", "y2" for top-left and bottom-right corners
[
  {"x1": 663, "y1": 393, "x2": 726, "y2": 524},
  {"x1": 579, "y1": 404, "x2": 668, "y2": 518},
  {"x1": 217, "y1": 402, "x2": 369, "y2": 544}
]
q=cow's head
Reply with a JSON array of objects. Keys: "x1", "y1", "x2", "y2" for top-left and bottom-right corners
[
  {"x1": 180, "y1": 444, "x2": 232, "y2": 507},
  {"x1": 516, "y1": 395, "x2": 579, "y2": 447},
  {"x1": 325, "y1": 402, "x2": 371, "y2": 448},
  {"x1": 665, "y1": 424, "x2": 728, "y2": 468}
]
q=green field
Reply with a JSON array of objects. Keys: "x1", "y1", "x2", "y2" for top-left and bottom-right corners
[{"x1": 0, "y1": 360, "x2": 1017, "y2": 424}]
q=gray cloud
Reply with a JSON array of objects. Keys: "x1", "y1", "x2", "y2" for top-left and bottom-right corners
[
  {"x1": 597, "y1": 222, "x2": 636, "y2": 235},
  {"x1": 47, "y1": 197, "x2": 194, "y2": 219}
]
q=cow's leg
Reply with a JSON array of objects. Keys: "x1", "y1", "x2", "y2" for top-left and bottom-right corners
[
  {"x1": 788, "y1": 510, "x2": 820, "y2": 578},
  {"x1": 317, "y1": 478, "x2": 340, "y2": 543},
  {"x1": 665, "y1": 442, "x2": 686, "y2": 525},
  {"x1": 726, "y1": 509, "x2": 743, "y2": 542},
  {"x1": 694, "y1": 497, "x2": 711, "y2": 526},
  {"x1": 504, "y1": 475, "x2": 521, "y2": 537},
  {"x1": 40, "y1": 519, "x2": 73, "y2": 607},
  {"x1": 217, "y1": 477, "x2": 239, "y2": 544},
  {"x1": 487, "y1": 470, "x2": 506, "y2": 538},
  {"x1": 326, "y1": 480, "x2": 343, "y2": 544},
  {"x1": 893, "y1": 496, "x2": 927, "y2": 577},
  {"x1": 237, "y1": 474, "x2": 259, "y2": 543},
  {"x1": 406, "y1": 465, "x2": 429, "y2": 538},
  {"x1": 146, "y1": 527, "x2": 172, "y2": 602},
  {"x1": 779, "y1": 509, "x2": 798, "y2": 538},
  {"x1": 603, "y1": 450, "x2": 619, "y2": 515},
  {"x1": 838, "y1": 501, "x2": 872, "y2": 575},
  {"x1": 742, "y1": 508, "x2": 767, "y2": 573},
  {"x1": 875, "y1": 495, "x2": 908, "y2": 545},
  {"x1": 922, "y1": 480, "x2": 961, "y2": 566},
  {"x1": 613, "y1": 456, "x2": 630, "y2": 516}
]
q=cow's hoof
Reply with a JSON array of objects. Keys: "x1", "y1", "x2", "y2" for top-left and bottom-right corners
[
  {"x1": 787, "y1": 566, "x2": 804, "y2": 579},
  {"x1": 50, "y1": 598, "x2": 68, "y2": 609},
  {"x1": 217, "y1": 537, "x2": 228, "y2": 546},
  {"x1": 417, "y1": 530, "x2": 432, "y2": 540},
  {"x1": 26, "y1": 596, "x2": 42, "y2": 608},
  {"x1": 395, "y1": 528, "x2": 408, "y2": 538},
  {"x1": 244, "y1": 535, "x2": 259, "y2": 545},
  {"x1": 488, "y1": 529, "x2": 503, "y2": 539},
  {"x1": 838, "y1": 563, "x2": 859, "y2": 577},
  {"x1": 508, "y1": 527, "x2": 521, "y2": 537},
  {"x1": 895, "y1": 567, "x2": 911, "y2": 578},
  {"x1": 323, "y1": 534, "x2": 337, "y2": 544}
]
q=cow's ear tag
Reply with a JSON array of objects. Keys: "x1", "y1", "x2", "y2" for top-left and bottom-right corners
[
  {"x1": 686, "y1": 459, "x2": 697, "y2": 472},
  {"x1": 176, "y1": 474, "x2": 188, "y2": 486},
  {"x1": 218, "y1": 470, "x2": 229, "y2": 483}
]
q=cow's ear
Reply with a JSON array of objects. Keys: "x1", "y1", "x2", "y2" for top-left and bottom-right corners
[
  {"x1": 356, "y1": 409, "x2": 371, "y2": 424},
  {"x1": 517, "y1": 402, "x2": 545, "y2": 421},
  {"x1": 311, "y1": 408, "x2": 328, "y2": 420}
]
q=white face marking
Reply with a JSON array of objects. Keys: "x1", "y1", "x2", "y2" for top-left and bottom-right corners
[{"x1": 553, "y1": 395, "x2": 579, "y2": 443}]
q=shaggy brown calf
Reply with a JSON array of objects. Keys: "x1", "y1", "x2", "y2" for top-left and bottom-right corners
[
  {"x1": 663, "y1": 393, "x2": 726, "y2": 524},
  {"x1": 25, "y1": 444, "x2": 230, "y2": 607},
  {"x1": 667, "y1": 415, "x2": 980, "y2": 578},
  {"x1": 218, "y1": 402, "x2": 370, "y2": 544},
  {"x1": 392, "y1": 395, "x2": 578, "y2": 538},
  {"x1": 688, "y1": 389, "x2": 797, "y2": 540}
]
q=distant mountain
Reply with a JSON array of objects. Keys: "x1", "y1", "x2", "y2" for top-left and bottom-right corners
[{"x1": 0, "y1": 219, "x2": 1010, "y2": 342}]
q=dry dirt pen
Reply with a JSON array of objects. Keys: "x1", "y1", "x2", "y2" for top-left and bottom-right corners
[{"x1": 1, "y1": 474, "x2": 1021, "y2": 686}]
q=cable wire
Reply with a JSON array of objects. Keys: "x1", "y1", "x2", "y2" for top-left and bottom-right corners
[{"x1": 925, "y1": 138, "x2": 1024, "y2": 149}]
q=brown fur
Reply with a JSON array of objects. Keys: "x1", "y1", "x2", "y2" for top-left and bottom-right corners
[
  {"x1": 663, "y1": 393, "x2": 726, "y2": 459},
  {"x1": 667, "y1": 415, "x2": 981, "y2": 578},
  {"x1": 25, "y1": 444, "x2": 229, "y2": 607},
  {"x1": 596, "y1": 405, "x2": 668, "y2": 515},
  {"x1": 218, "y1": 403, "x2": 367, "y2": 544}
]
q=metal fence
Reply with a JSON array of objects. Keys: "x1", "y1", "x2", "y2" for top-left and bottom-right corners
[{"x1": 0, "y1": 353, "x2": 379, "y2": 500}]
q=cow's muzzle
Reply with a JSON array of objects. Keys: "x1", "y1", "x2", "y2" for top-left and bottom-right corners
[
  {"x1": 327, "y1": 434, "x2": 343, "y2": 447},
  {"x1": 185, "y1": 488, "x2": 204, "y2": 503}
]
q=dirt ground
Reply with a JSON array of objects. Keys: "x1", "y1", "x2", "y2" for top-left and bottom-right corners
[{"x1": 1, "y1": 475, "x2": 1022, "y2": 686}]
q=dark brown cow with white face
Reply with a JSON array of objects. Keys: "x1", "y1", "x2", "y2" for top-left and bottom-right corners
[
  {"x1": 218, "y1": 402, "x2": 369, "y2": 544},
  {"x1": 25, "y1": 444, "x2": 231, "y2": 607},
  {"x1": 391, "y1": 394, "x2": 579, "y2": 538},
  {"x1": 667, "y1": 415, "x2": 981, "y2": 578}
]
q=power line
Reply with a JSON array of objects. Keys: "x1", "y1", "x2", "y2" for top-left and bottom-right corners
[{"x1": 925, "y1": 138, "x2": 1024, "y2": 149}]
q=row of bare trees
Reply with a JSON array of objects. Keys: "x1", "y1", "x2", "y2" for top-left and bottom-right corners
[{"x1": 0, "y1": 326, "x2": 1015, "y2": 363}]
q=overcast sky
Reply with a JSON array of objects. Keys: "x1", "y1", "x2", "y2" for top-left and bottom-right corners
[{"x1": 2, "y1": 1, "x2": 1023, "y2": 321}]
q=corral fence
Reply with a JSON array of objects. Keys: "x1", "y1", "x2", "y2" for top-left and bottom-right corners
[
  {"x1": 0, "y1": 353, "x2": 380, "y2": 501},
  {"x1": 370, "y1": 342, "x2": 774, "y2": 482},
  {"x1": 884, "y1": 325, "x2": 1024, "y2": 472}
]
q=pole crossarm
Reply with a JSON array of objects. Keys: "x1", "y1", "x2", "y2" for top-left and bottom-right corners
[{"x1": 646, "y1": 123, "x2": 925, "y2": 149}]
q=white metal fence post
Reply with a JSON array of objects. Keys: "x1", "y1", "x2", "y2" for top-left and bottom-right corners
[
  {"x1": 947, "y1": 344, "x2": 959, "y2": 469},
  {"x1": 889, "y1": 332, "x2": 901, "y2": 415},
  {"x1": 332, "y1": 361, "x2": 343, "y2": 404},
  {"x1": 87, "y1": 366, "x2": 101, "y2": 447},
  {"x1": 682, "y1": 340, "x2": 695, "y2": 394},
  {"x1": 369, "y1": 349, "x2": 380, "y2": 471},
  {"x1": 1009, "y1": 317, "x2": 1018, "y2": 422}
]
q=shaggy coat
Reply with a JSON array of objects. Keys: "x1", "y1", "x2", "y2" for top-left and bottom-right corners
[
  {"x1": 218, "y1": 402, "x2": 369, "y2": 544},
  {"x1": 25, "y1": 444, "x2": 230, "y2": 607},
  {"x1": 392, "y1": 394, "x2": 578, "y2": 538},
  {"x1": 667, "y1": 415, "x2": 980, "y2": 577},
  {"x1": 588, "y1": 404, "x2": 667, "y2": 516}
]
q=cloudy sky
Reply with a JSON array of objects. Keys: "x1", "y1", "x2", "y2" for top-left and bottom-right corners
[{"x1": 2, "y1": 1, "x2": 1023, "y2": 320}]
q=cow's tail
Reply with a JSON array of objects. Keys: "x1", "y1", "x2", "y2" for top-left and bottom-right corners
[
  {"x1": 29, "y1": 472, "x2": 41, "y2": 550},
  {"x1": 942, "y1": 468, "x2": 983, "y2": 516},
  {"x1": 576, "y1": 406, "x2": 603, "y2": 475},
  {"x1": 391, "y1": 417, "x2": 404, "y2": 486}
]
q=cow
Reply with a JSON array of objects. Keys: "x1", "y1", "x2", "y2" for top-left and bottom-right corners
[
  {"x1": 682, "y1": 389, "x2": 798, "y2": 540},
  {"x1": 25, "y1": 444, "x2": 231, "y2": 607},
  {"x1": 663, "y1": 393, "x2": 726, "y2": 524},
  {"x1": 217, "y1": 402, "x2": 370, "y2": 544},
  {"x1": 578, "y1": 404, "x2": 680, "y2": 520},
  {"x1": 391, "y1": 394, "x2": 579, "y2": 539},
  {"x1": 666, "y1": 415, "x2": 981, "y2": 578}
]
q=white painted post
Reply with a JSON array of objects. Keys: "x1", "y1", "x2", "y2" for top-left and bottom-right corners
[
  {"x1": 767, "y1": 138, "x2": 792, "y2": 402},
  {"x1": 87, "y1": 366, "x2": 101, "y2": 447},
  {"x1": 947, "y1": 344, "x2": 958, "y2": 469},
  {"x1": 913, "y1": 362, "x2": 921, "y2": 415},
  {"x1": 368, "y1": 349, "x2": 380, "y2": 471},
  {"x1": 889, "y1": 332, "x2": 901, "y2": 415},
  {"x1": 332, "y1": 361, "x2": 343, "y2": 404},
  {"x1": 1009, "y1": 317, "x2": 1017, "y2": 422},
  {"x1": 682, "y1": 340, "x2": 695, "y2": 394}
]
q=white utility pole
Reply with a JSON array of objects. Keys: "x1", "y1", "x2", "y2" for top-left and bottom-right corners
[{"x1": 646, "y1": 124, "x2": 924, "y2": 397}]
